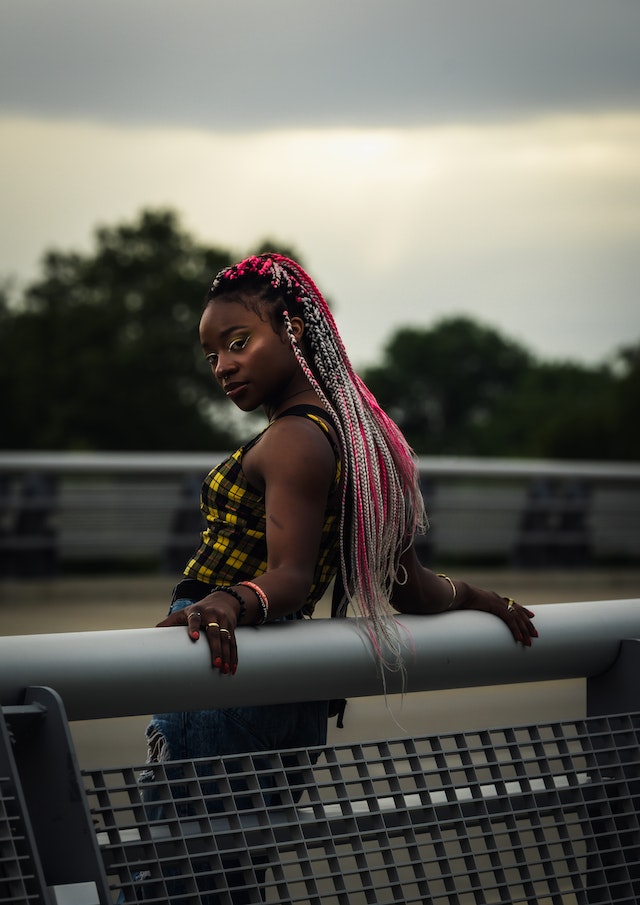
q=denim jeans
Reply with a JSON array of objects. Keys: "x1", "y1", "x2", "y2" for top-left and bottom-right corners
[
  {"x1": 121, "y1": 597, "x2": 329, "y2": 904},
  {"x1": 147, "y1": 597, "x2": 329, "y2": 760}
]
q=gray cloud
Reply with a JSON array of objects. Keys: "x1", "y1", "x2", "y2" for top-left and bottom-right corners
[{"x1": 2, "y1": 0, "x2": 640, "y2": 130}]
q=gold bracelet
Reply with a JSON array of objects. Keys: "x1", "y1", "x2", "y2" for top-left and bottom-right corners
[{"x1": 437, "y1": 573, "x2": 457, "y2": 608}]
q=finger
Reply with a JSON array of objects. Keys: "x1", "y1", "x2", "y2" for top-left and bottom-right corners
[
  {"x1": 218, "y1": 627, "x2": 233, "y2": 675},
  {"x1": 220, "y1": 627, "x2": 239, "y2": 675},
  {"x1": 517, "y1": 608, "x2": 538, "y2": 641},
  {"x1": 518, "y1": 621, "x2": 537, "y2": 644},
  {"x1": 504, "y1": 599, "x2": 537, "y2": 646},
  {"x1": 508, "y1": 601, "x2": 536, "y2": 624},
  {"x1": 156, "y1": 608, "x2": 201, "y2": 631},
  {"x1": 204, "y1": 621, "x2": 227, "y2": 673},
  {"x1": 186, "y1": 609, "x2": 203, "y2": 641},
  {"x1": 205, "y1": 623, "x2": 239, "y2": 675}
]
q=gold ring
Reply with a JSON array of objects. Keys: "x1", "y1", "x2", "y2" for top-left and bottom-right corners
[
  {"x1": 206, "y1": 622, "x2": 220, "y2": 630},
  {"x1": 507, "y1": 599, "x2": 516, "y2": 612},
  {"x1": 188, "y1": 611, "x2": 202, "y2": 619},
  {"x1": 219, "y1": 628, "x2": 231, "y2": 637}
]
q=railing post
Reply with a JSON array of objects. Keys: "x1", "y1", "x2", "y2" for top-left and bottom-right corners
[
  {"x1": 3, "y1": 686, "x2": 112, "y2": 904},
  {"x1": 586, "y1": 642, "x2": 640, "y2": 903},
  {"x1": 586, "y1": 638, "x2": 640, "y2": 717},
  {"x1": 0, "y1": 701, "x2": 49, "y2": 903}
]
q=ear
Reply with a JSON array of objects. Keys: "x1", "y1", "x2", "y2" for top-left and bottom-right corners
[{"x1": 287, "y1": 315, "x2": 305, "y2": 342}]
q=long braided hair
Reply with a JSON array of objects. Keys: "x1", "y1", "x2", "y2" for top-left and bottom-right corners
[{"x1": 208, "y1": 254, "x2": 427, "y2": 670}]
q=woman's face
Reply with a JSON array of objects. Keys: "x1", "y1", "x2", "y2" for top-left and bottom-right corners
[{"x1": 199, "y1": 295, "x2": 305, "y2": 415}]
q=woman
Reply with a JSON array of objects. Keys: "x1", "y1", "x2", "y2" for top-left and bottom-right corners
[
  {"x1": 129, "y1": 253, "x2": 536, "y2": 903},
  {"x1": 148, "y1": 252, "x2": 536, "y2": 765}
]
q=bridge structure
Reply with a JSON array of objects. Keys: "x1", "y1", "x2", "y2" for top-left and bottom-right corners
[{"x1": 1, "y1": 599, "x2": 640, "y2": 904}]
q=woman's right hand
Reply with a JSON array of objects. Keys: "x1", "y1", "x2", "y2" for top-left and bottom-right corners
[{"x1": 157, "y1": 591, "x2": 241, "y2": 675}]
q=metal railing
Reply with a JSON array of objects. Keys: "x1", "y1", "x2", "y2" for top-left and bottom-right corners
[
  {"x1": 2, "y1": 600, "x2": 640, "y2": 904},
  {"x1": 2, "y1": 452, "x2": 640, "y2": 574},
  {"x1": 1, "y1": 600, "x2": 640, "y2": 720}
]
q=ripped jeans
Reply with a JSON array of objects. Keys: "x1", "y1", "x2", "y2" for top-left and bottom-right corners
[
  {"x1": 148, "y1": 596, "x2": 329, "y2": 759},
  {"x1": 123, "y1": 596, "x2": 329, "y2": 904}
]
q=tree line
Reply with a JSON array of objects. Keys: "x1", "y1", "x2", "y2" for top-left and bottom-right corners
[{"x1": 1, "y1": 208, "x2": 638, "y2": 460}]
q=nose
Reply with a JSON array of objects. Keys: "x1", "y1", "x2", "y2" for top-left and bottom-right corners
[{"x1": 214, "y1": 352, "x2": 237, "y2": 382}]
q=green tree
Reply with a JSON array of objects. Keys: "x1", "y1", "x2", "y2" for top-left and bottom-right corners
[
  {"x1": 611, "y1": 342, "x2": 640, "y2": 459},
  {"x1": 361, "y1": 318, "x2": 638, "y2": 460},
  {"x1": 2, "y1": 210, "x2": 635, "y2": 461},
  {"x1": 362, "y1": 318, "x2": 532, "y2": 454},
  {"x1": 1, "y1": 210, "x2": 246, "y2": 451},
  {"x1": 482, "y1": 361, "x2": 618, "y2": 459}
]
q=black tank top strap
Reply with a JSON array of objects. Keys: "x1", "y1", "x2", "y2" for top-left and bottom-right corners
[
  {"x1": 273, "y1": 405, "x2": 338, "y2": 454},
  {"x1": 273, "y1": 404, "x2": 334, "y2": 425}
]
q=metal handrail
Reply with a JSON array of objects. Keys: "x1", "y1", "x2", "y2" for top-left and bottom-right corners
[
  {"x1": 1, "y1": 599, "x2": 639, "y2": 721},
  {"x1": 1, "y1": 449, "x2": 639, "y2": 479}
]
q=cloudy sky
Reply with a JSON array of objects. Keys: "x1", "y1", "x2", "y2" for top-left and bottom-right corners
[{"x1": 2, "y1": 0, "x2": 639, "y2": 369}]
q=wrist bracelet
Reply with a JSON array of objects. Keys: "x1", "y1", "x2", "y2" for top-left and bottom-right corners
[
  {"x1": 238, "y1": 580, "x2": 269, "y2": 624},
  {"x1": 213, "y1": 585, "x2": 246, "y2": 624},
  {"x1": 437, "y1": 573, "x2": 457, "y2": 608}
]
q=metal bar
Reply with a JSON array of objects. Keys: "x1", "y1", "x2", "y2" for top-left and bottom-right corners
[
  {"x1": 1, "y1": 450, "x2": 640, "y2": 480},
  {"x1": 1, "y1": 600, "x2": 639, "y2": 721}
]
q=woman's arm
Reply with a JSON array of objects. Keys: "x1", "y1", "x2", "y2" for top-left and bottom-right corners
[
  {"x1": 391, "y1": 544, "x2": 538, "y2": 646},
  {"x1": 158, "y1": 415, "x2": 338, "y2": 672}
]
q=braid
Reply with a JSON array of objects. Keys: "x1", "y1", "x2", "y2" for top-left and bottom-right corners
[{"x1": 209, "y1": 254, "x2": 427, "y2": 672}]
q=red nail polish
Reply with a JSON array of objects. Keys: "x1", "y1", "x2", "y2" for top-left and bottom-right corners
[
  {"x1": 231, "y1": 664, "x2": 237, "y2": 675},
  {"x1": 190, "y1": 630, "x2": 199, "y2": 641},
  {"x1": 214, "y1": 657, "x2": 222, "y2": 669}
]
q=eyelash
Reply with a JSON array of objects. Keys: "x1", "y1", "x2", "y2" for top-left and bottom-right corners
[{"x1": 206, "y1": 335, "x2": 250, "y2": 367}]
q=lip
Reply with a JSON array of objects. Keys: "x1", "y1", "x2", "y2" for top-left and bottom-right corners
[{"x1": 224, "y1": 381, "x2": 249, "y2": 399}]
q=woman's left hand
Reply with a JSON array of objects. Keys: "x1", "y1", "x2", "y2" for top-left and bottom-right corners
[
  {"x1": 501, "y1": 597, "x2": 537, "y2": 646},
  {"x1": 462, "y1": 585, "x2": 538, "y2": 647}
]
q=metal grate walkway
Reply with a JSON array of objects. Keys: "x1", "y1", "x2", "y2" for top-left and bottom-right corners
[{"x1": 84, "y1": 713, "x2": 640, "y2": 904}]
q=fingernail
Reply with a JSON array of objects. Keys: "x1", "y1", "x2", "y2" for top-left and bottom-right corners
[
  {"x1": 214, "y1": 657, "x2": 222, "y2": 669},
  {"x1": 190, "y1": 630, "x2": 200, "y2": 641},
  {"x1": 223, "y1": 663, "x2": 230, "y2": 675},
  {"x1": 231, "y1": 664, "x2": 237, "y2": 675}
]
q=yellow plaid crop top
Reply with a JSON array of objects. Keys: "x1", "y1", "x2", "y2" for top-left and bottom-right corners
[{"x1": 183, "y1": 406, "x2": 342, "y2": 616}]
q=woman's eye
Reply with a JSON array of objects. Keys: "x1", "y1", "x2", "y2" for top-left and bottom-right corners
[
  {"x1": 229, "y1": 335, "x2": 250, "y2": 353},
  {"x1": 205, "y1": 336, "x2": 248, "y2": 369}
]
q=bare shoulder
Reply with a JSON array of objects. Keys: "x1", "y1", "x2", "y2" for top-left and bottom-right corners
[{"x1": 243, "y1": 415, "x2": 337, "y2": 493}]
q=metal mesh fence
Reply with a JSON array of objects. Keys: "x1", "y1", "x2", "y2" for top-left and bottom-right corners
[
  {"x1": 84, "y1": 712, "x2": 640, "y2": 905},
  {"x1": 0, "y1": 777, "x2": 43, "y2": 905},
  {"x1": 0, "y1": 711, "x2": 47, "y2": 905}
]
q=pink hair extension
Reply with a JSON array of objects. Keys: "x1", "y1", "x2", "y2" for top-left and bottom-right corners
[{"x1": 209, "y1": 254, "x2": 428, "y2": 674}]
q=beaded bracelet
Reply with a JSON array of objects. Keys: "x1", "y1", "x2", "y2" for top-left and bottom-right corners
[
  {"x1": 213, "y1": 585, "x2": 246, "y2": 625},
  {"x1": 238, "y1": 580, "x2": 269, "y2": 625},
  {"x1": 436, "y1": 573, "x2": 457, "y2": 609}
]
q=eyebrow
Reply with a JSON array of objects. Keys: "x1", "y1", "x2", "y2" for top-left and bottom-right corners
[{"x1": 202, "y1": 323, "x2": 251, "y2": 349}]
